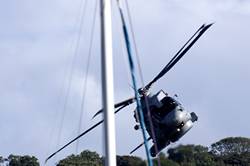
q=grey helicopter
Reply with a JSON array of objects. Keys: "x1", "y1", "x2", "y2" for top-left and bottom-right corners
[{"x1": 46, "y1": 23, "x2": 213, "y2": 162}]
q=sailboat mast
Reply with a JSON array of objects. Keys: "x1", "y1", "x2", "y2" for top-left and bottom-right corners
[{"x1": 100, "y1": 0, "x2": 117, "y2": 165}]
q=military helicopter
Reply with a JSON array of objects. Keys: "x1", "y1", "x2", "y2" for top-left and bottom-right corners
[{"x1": 46, "y1": 23, "x2": 213, "y2": 162}]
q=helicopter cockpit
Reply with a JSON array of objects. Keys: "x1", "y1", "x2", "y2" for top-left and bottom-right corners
[
  {"x1": 133, "y1": 90, "x2": 182, "y2": 131},
  {"x1": 140, "y1": 90, "x2": 181, "y2": 119}
]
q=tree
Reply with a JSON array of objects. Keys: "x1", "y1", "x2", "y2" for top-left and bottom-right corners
[
  {"x1": 117, "y1": 155, "x2": 145, "y2": 166},
  {"x1": 153, "y1": 152, "x2": 179, "y2": 166},
  {"x1": 167, "y1": 144, "x2": 216, "y2": 166},
  {"x1": 8, "y1": 155, "x2": 39, "y2": 166},
  {"x1": 55, "y1": 137, "x2": 250, "y2": 166},
  {"x1": 211, "y1": 137, "x2": 250, "y2": 156},
  {"x1": 210, "y1": 137, "x2": 250, "y2": 166},
  {"x1": 57, "y1": 150, "x2": 102, "y2": 166}
]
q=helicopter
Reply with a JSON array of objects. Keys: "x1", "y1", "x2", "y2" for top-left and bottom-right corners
[{"x1": 46, "y1": 23, "x2": 213, "y2": 162}]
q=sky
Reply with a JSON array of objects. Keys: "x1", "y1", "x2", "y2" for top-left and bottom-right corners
[{"x1": 0, "y1": 0, "x2": 250, "y2": 165}]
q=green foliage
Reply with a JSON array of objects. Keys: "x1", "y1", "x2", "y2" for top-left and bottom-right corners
[
  {"x1": 211, "y1": 137, "x2": 250, "y2": 156},
  {"x1": 57, "y1": 150, "x2": 102, "y2": 166},
  {"x1": 210, "y1": 137, "x2": 250, "y2": 166},
  {"x1": 117, "y1": 155, "x2": 145, "y2": 166},
  {"x1": 221, "y1": 152, "x2": 250, "y2": 166},
  {"x1": 8, "y1": 155, "x2": 39, "y2": 166},
  {"x1": 153, "y1": 152, "x2": 179, "y2": 166},
  {"x1": 167, "y1": 144, "x2": 216, "y2": 166},
  {"x1": 56, "y1": 137, "x2": 250, "y2": 166}
]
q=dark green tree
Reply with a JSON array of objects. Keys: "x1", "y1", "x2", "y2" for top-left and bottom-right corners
[
  {"x1": 167, "y1": 144, "x2": 216, "y2": 166},
  {"x1": 57, "y1": 150, "x2": 102, "y2": 166},
  {"x1": 211, "y1": 137, "x2": 250, "y2": 156},
  {"x1": 153, "y1": 152, "x2": 179, "y2": 166},
  {"x1": 116, "y1": 155, "x2": 145, "y2": 166},
  {"x1": 210, "y1": 137, "x2": 250, "y2": 166},
  {"x1": 55, "y1": 137, "x2": 250, "y2": 166},
  {"x1": 8, "y1": 155, "x2": 39, "y2": 166}
]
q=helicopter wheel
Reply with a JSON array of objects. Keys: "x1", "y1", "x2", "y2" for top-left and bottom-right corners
[{"x1": 134, "y1": 124, "x2": 140, "y2": 130}]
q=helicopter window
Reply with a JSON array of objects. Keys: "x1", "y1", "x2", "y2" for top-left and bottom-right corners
[
  {"x1": 156, "y1": 90, "x2": 167, "y2": 102},
  {"x1": 162, "y1": 97, "x2": 177, "y2": 106},
  {"x1": 150, "y1": 96, "x2": 178, "y2": 119},
  {"x1": 161, "y1": 97, "x2": 178, "y2": 113}
]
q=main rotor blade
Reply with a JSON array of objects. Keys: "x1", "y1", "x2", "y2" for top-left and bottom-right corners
[
  {"x1": 45, "y1": 121, "x2": 103, "y2": 163},
  {"x1": 130, "y1": 137, "x2": 152, "y2": 154},
  {"x1": 92, "y1": 97, "x2": 135, "y2": 119},
  {"x1": 145, "y1": 23, "x2": 213, "y2": 90},
  {"x1": 45, "y1": 105, "x2": 127, "y2": 163}
]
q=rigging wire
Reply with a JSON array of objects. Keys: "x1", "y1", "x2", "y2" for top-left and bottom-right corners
[
  {"x1": 116, "y1": 1, "x2": 153, "y2": 165},
  {"x1": 121, "y1": 1, "x2": 161, "y2": 165},
  {"x1": 75, "y1": 0, "x2": 99, "y2": 154},
  {"x1": 45, "y1": 0, "x2": 89, "y2": 164},
  {"x1": 54, "y1": 0, "x2": 89, "y2": 159}
]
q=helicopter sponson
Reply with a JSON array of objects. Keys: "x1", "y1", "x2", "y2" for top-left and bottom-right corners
[{"x1": 135, "y1": 90, "x2": 198, "y2": 156}]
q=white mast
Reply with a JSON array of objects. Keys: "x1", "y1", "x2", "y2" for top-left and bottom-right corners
[{"x1": 100, "y1": 0, "x2": 117, "y2": 166}]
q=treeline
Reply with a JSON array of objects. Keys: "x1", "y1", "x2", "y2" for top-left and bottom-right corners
[
  {"x1": 0, "y1": 155, "x2": 39, "y2": 166},
  {"x1": 58, "y1": 137, "x2": 250, "y2": 166},
  {"x1": 1, "y1": 137, "x2": 249, "y2": 166}
]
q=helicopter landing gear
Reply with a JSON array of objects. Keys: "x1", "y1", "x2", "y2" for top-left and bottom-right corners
[
  {"x1": 134, "y1": 124, "x2": 140, "y2": 130},
  {"x1": 150, "y1": 140, "x2": 170, "y2": 157}
]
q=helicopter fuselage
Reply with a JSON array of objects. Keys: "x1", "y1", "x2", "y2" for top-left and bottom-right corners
[{"x1": 135, "y1": 90, "x2": 198, "y2": 157}]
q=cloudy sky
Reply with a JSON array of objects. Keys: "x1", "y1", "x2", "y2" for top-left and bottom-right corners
[{"x1": 0, "y1": 0, "x2": 250, "y2": 165}]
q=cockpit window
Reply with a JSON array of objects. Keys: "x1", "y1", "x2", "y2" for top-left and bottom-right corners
[
  {"x1": 151, "y1": 96, "x2": 180, "y2": 118},
  {"x1": 162, "y1": 96, "x2": 178, "y2": 109}
]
